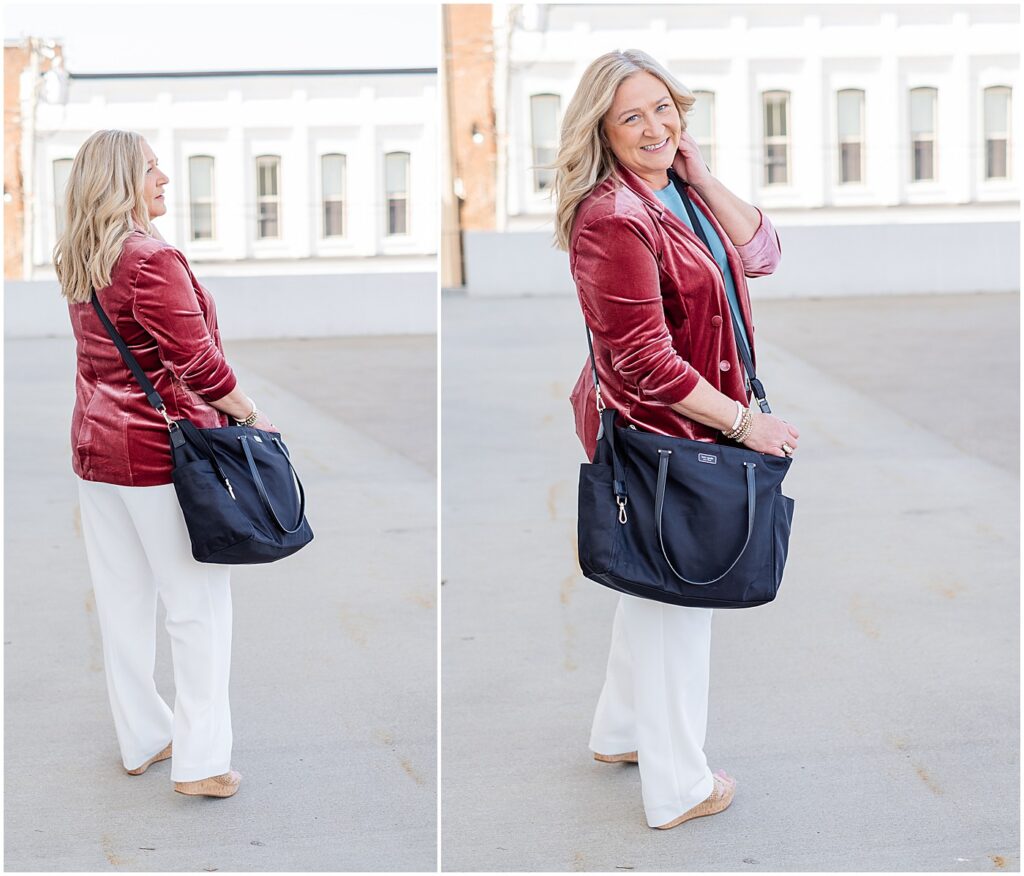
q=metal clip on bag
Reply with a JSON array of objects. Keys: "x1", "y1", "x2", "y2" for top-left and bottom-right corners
[
  {"x1": 91, "y1": 294, "x2": 314, "y2": 565},
  {"x1": 576, "y1": 176, "x2": 794, "y2": 608}
]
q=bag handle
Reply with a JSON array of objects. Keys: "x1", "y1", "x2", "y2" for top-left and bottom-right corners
[
  {"x1": 654, "y1": 449, "x2": 757, "y2": 586},
  {"x1": 238, "y1": 434, "x2": 307, "y2": 533}
]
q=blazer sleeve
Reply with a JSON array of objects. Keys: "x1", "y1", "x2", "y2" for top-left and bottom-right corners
[
  {"x1": 131, "y1": 247, "x2": 238, "y2": 401},
  {"x1": 734, "y1": 207, "x2": 782, "y2": 278},
  {"x1": 573, "y1": 213, "x2": 701, "y2": 406}
]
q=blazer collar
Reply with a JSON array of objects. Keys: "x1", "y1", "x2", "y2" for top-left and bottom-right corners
[{"x1": 611, "y1": 160, "x2": 684, "y2": 216}]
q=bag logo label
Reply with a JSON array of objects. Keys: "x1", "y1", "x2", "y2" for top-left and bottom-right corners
[{"x1": 698, "y1": 453, "x2": 717, "y2": 464}]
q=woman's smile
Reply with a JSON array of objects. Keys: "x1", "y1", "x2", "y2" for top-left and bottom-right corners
[{"x1": 640, "y1": 138, "x2": 670, "y2": 153}]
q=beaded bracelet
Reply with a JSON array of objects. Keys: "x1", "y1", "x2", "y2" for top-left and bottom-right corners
[{"x1": 722, "y1": 405, "x2": 752, "y2": 442}]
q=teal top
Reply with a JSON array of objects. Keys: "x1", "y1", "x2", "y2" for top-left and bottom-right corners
[{"x1": 653, "y1": 180, "x2": 751, "y2": 358}]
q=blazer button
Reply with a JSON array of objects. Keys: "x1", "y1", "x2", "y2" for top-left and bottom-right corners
[
  {"x1": 711, "y1": 315, "x2": 723, "y2": 327},
  {"x1": 719, "y1": 360, "x2": 731, "y2": 372}
]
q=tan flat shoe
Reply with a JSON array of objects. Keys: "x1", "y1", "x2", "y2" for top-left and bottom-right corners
[
  {"x1": 173, "y1": 770, "x2": 242, "y2": 798},
  {"x1": 125, "y1": 743, "x2": 172, "y2": 775},
  {"x1": 655, "y1": 772, "x2": 736, "y2": 829},
  {"x1": 593, "y1": 750, "x2": 639, "y2": 764}
]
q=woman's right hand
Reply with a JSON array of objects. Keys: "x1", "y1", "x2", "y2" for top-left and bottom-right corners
[
  {"x1": 742, "y1": 411, "x2": 800, "y2": 458},
  {"x1": 253, "y1": 411, "x2": 277, "y2": 433}
]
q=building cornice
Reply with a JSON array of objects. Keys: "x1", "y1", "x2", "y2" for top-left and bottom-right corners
[{"x1": 68, "y1": 67, "x2": 436, "y2": 80}]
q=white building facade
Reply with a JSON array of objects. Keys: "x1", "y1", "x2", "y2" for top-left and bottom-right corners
[
  {"x1": 27, "y1": 67, "x2": 438, "y2": 276},
  {"x1": 465, "y1": 3, "x2": 1020, "y2": 297}
]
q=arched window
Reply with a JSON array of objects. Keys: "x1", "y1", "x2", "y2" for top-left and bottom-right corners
[
  {"x1": 530, "y1": 93, "x2": 560, "y2": 192},
  {"x1": 837, "y1": 89, "x2": 865, "y2": 184},
  {"x1": 321, "y1": 153, "x2": 347, "y2": 238},
  {"x1": 385, "y1": 151, "x2": 410, "y2": 235},
  {"x1": 188, "y1": 155, "x2": 215, "y2": 240},
  {"x1": 256, "y1": 155, "x2": 282, "y2": 239},
  {"x1": 984, "y1": 86, "x2": 1012, "y2": 180},
  {"x1": 688, "y1": 91, "x2": 715, "y2": 177},
  {"x1": 762, "y1": 90, "x2": 791, "y2": 185},
  {"x1": 910, "y1": 87, "x2": 937, "y2": 181}
]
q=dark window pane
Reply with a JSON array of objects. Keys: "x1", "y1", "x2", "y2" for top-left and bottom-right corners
[
  {"x1": 766, "y1": 144, "x2": 788, "y2": 184},
  {"x1": 258, "y1": 203, "x2": 279, "y2": 239},
  {"x1": 840, "y1": 143, "x2": 862, "y2": 183},
  {"x1": 191, "y1": 204, "x2": 214, "y2": 240},
  {"x1": 986, "y1": 139, "x2": 1008, "y2": 179},
  {"x1": 324, "y1": 200, "x2": 344, "y2": 237},
  {"x1": 388, "y1": 197, "x2": 408, "y2": 235},
  {"x1": 913, "y1": 140, "x2": 934, "y2": 180},
  {"x1": 533, "y1": 145, "x2": 557, "y2": 190}
]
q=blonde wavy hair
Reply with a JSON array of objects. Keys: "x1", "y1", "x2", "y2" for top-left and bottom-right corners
[
  {"x1": 551, "y1": 50, "x2": 695, "y2": 251},
  {"x1": 53, "y1": 130, "x2": 152, "y2": 303}
]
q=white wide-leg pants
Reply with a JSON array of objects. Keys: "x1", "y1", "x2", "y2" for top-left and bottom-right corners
[
  {"x1": 589, "y1": 594, "x2": 715, "y2": 827},
  {"x1": 77, "y1": 478, "x2": 233, "y2": 782}
]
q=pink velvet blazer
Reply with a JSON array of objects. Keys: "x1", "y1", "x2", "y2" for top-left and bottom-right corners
[
  {"x1": 68, "y1": 232, "x2": 237, "y2": 486},
  {"x1": 568, "y1": 163, "x2": 782, "y2": 459}
]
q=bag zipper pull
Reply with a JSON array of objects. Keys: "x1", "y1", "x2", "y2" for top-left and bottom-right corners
[{"x1": 224, "y1": 478, "x2": 236, "y2": 501}]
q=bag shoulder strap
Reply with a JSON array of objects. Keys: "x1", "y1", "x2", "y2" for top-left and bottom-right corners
[
  {"x1": 90, "y1": 291, "x2": 174, "y2": 425},
  {"x1": 670, "y1": 171, "x2": 771, "y2": 414},
  {"x1": 583, "y1": 175, "x2": 772, "y2": 416}
]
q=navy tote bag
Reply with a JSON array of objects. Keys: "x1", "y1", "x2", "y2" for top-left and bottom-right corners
[
  {"x1": 575, "y1": 178, "x2": 794, "y2": 608},
  {"x1": 91, "y1": 293, "x2": 313, "y2": 565}
]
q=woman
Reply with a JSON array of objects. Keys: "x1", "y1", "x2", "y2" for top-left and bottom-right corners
[
  {"x1": 554, "y1": 51, "x2": 800, "y2": 829},
  {"x1": 55, "y1": 130, "x2": 274, "y2": 798}
]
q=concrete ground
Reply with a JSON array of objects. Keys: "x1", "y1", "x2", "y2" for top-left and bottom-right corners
[
  {"x1": 4, "y1": 334, "x2": 437, "y2": 872},
  {"x1": 440, "y1": 292, "x2": 1019, "y2": 872}
]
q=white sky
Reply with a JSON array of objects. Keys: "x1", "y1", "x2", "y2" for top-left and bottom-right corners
[{"x1": 4, "y1": 0, "x2": 438, "y2": 73}]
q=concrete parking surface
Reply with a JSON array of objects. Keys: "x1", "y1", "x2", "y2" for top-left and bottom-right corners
[
  {"x1": 4, "y1": 334, "x2": 437, "y2": 872},
  {"x1": 441, "y1": 292, "x2": 1019, "y2": 872}
]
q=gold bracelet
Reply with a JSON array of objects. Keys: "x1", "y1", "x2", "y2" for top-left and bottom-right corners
[
  {"x1": 235, "y1": 401, "x2": 259, "y2": 427},
  {"x1": 722, "y1": 405, "x2": 751, "y2": 441}
]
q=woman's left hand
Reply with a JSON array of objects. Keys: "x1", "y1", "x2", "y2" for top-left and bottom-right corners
[{"x1": 672, "y1": 131, "x2": 713, "y2": 189}]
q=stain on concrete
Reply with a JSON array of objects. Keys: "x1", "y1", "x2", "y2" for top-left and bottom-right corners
[
  {"x1": 914, "y1": 765, "x2": 942, "y2": 795},
  {"x1": 564, "y1": 622, "x2": 578, "y2": 672},
  {"x1": 572, "y1": 851, "x2": 586, "y2": 871},
  {"x1": 72, "y1": 504, "x2": 82, "y2": 538},
  {"x1": 550, "y1": 381, "x2": 568, "y2": 400},
  {"x1": 338, "y1": 605, "x2": 374, "y2": 647},
  {"x1": 991, "y1": 855, "x2": 1006, "y2": 869},
  {"x1": 547, "y1": 480, "x2": 571, "y2": 521},
  {"x1": 400, "y1": 756, "x2": 426, "y2": 786},
  {"x1": 560, "y1": 574, "x2": 576, "y2": 607},
  {"x1": 405, "y1": 591, "x2": 435, "y2": 610},
  {"x1": 927, "y1": 577, "x2": 965, "y2": 599},
  {"x1": 101, "y1": 834, "x2": 130, "y2": 867},
  {"x1": 375, "y1": 729, "x2": 426, "y2": 786},
  {"x1": 849, "y1": 595, "x2": 880, "y2": 639}
]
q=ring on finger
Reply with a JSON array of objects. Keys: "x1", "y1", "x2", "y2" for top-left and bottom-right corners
[{"x1": 781, "y1": 442, "x2": 794, "y2": 456}]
